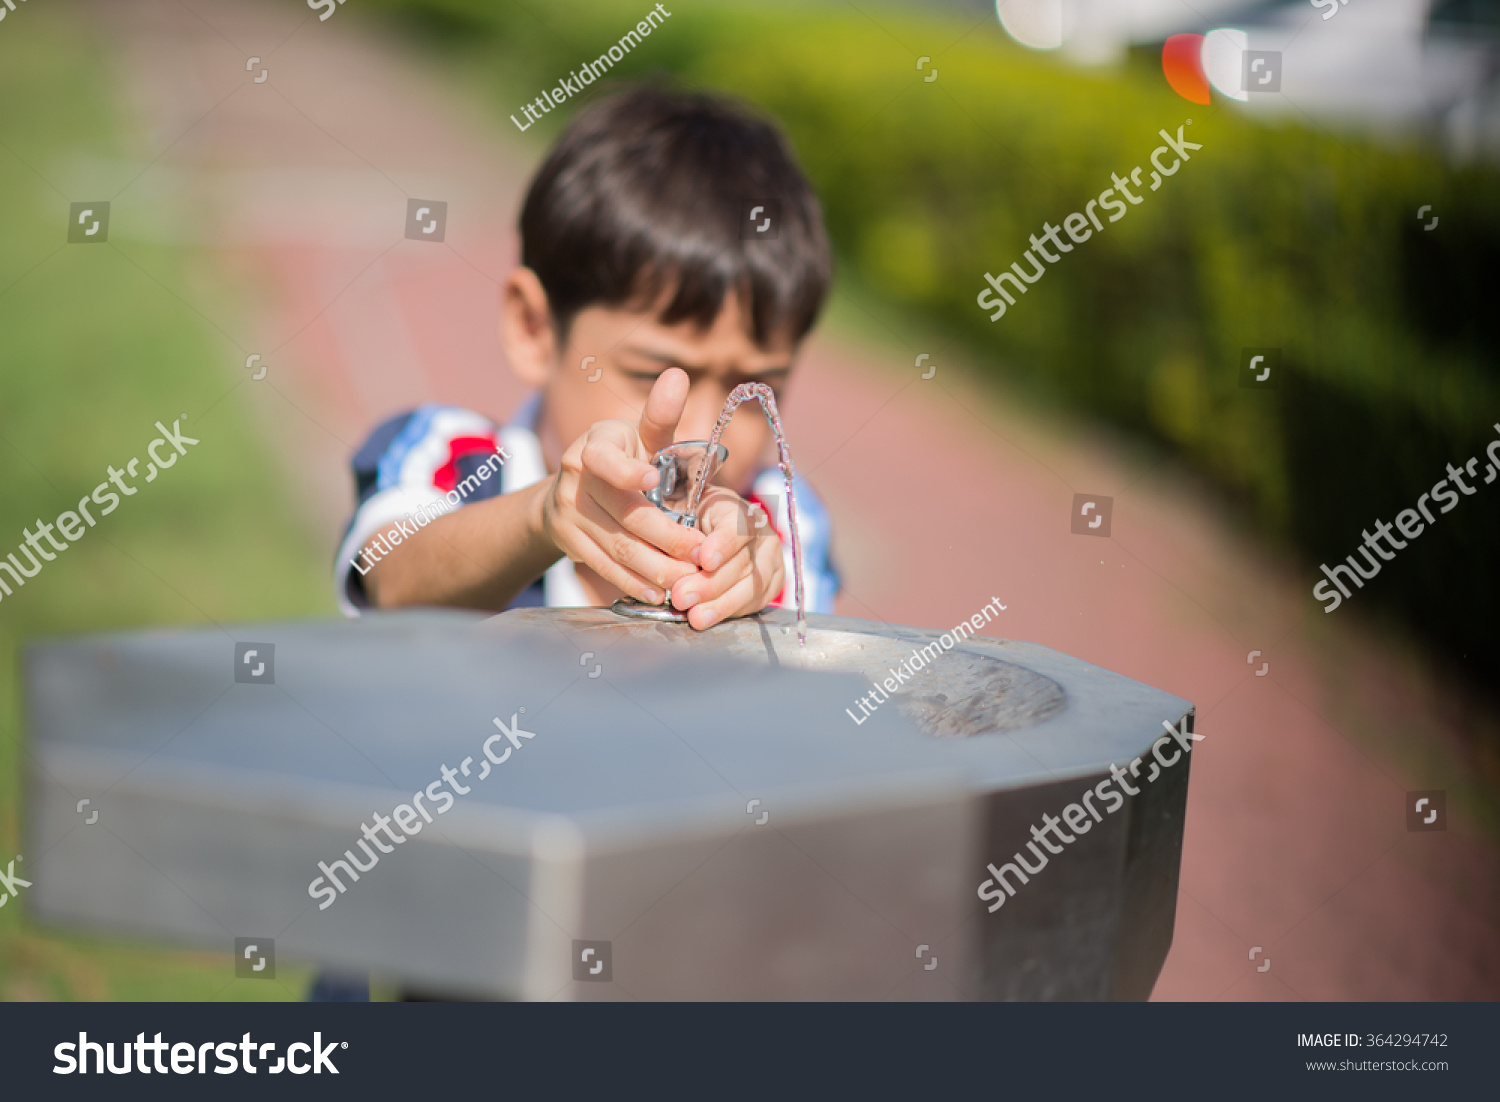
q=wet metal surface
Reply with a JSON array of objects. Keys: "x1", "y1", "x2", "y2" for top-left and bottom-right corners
[{"x1": 505, "y1": 606, "x2": 1070, "y2": 738}]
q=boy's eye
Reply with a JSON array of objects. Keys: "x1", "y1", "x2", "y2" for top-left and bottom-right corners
[
  {"x1": 616, "y1": 364, "x2": 791, "y2": 391},
  {"x1": 735, "y1": 370, "x2": 789, "y2": 389}
]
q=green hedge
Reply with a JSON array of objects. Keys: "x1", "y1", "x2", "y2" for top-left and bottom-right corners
[{"x1": 368, "y1": 0, "x2": 1500, "y2": 692}]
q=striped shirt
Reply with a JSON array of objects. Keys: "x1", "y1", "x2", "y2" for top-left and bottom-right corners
[{"x1": 334, "y1": 393, "x2": 838, "y2": 617}]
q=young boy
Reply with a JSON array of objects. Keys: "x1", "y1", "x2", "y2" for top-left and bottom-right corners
[
  {"x1": 311, "y1": 83, "x2": 839, "y2": 1003},
  {"x1": 333, "y1": 84, "x2": 839, "y2": 630}
]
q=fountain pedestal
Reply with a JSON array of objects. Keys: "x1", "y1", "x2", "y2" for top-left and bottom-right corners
[{"x1": 23, "y1": 607, "x2": 1191, "y2": 1000}]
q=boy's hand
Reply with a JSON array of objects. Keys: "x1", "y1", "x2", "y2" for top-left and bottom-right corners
[
  {"x1": 540, "y1": 370, "x2": 704, "y2": 604},
  {"x1": 669, "y1": 488, "x2": 787, "y2": 630}
]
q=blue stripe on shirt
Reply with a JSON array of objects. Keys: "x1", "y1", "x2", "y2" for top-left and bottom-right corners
[
  {"x1": 350, "y1": 410, "x2": 415, "y2": 506},
  {"x1": 375, "y1": 404, "x2": 442, "y2": 493},
  {"x1": 792, "y1": 475, "x2": 839, "y2": 610}
]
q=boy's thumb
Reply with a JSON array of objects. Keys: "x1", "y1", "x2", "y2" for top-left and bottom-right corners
[{"x1": 638, "y1": 368, "x2": 689, "y2": 455}]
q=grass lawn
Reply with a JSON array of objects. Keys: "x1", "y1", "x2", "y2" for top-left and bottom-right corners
[{"x1": 0, "y1": 9, "x2": 333, "y2": 1000}]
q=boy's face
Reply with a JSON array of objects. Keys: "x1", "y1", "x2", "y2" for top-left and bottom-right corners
[{"x1": 503, "y1": 270, "x2": 797, "y2": 495}]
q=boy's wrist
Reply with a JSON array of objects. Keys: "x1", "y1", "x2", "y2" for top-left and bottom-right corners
[{"x1": 524, "y1": 474, "x2": 559, "y2": 557}]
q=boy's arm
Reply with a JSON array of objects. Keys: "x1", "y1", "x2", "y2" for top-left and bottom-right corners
[{"x1": 363, "y1": 478, "x2": 558, "y2": 611}]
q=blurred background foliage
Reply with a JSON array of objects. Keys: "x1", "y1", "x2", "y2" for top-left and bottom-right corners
[
  {"x1": 368, "y1": 0, "x2": 1500, "y2": 697},
  {"x1": 0, "y1": 15, "x2": 327, "y2": 999}
]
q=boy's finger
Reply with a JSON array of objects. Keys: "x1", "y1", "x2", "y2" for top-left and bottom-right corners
[
  {"x1": 699, "y1": 517, "x2": 751, "y2": 573},
  {"x1": 585, "y1": 473, "x2": 705, "y2": 561},
  {"x1": 618, "y1": 498, "x2": 706, "y2": 562},
  {"x1": 695, "y1": 493, "x2": 755, "y2": 571},
  {"x1": 637, "y1": 367, "x2": 689, "y2": 456},
  {"x1": 580, "y1": 430, "x2": 658, "y2": 492},
  {"x1": 687, "y1": 573, "x2": 760, "y2": 631},
  {"x1": 559, "y1": 531, "x2": 665, "y2": 605},
  {"x1": 577, "y1": 493, "x2": 700, "y2": 590},
  {"x1": 670, "y1": 544, "x2": 749, "y2": 610}
]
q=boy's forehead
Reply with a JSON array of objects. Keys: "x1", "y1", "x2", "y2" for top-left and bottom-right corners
[{"x1": 577, "y1": 294, "x2": 797, "y2": 369}]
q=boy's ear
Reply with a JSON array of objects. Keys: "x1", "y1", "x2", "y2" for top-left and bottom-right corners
[{"x1": 499, "y1": 267, "x2": 558, "y2": 388}]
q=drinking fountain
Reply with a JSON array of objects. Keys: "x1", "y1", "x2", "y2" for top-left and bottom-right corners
[{"x1": 22, "y1": 605, "x2": 1192, "y2": 1000}]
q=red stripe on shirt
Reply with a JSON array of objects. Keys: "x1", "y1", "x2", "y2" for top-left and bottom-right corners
[{"x1": 432, "y1": 434, "x2": 499, "y2": 493}]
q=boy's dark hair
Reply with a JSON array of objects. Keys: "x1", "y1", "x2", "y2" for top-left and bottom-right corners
[{"x1": 520, "y1": 84, "x2": 831, "y2": 346}]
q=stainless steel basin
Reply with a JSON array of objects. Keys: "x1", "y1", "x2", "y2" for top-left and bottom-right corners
[
  {"x1": 23, "y1": 606, "x2": 1192, "y2": 1000},
  {"x1": 500, "y1": 606, "x2": 1070, "y2": 739}
]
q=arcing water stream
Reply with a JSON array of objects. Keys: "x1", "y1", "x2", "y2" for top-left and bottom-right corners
[{"x1": 688, "y1": 383, "x2": 807, "y2": 645}]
